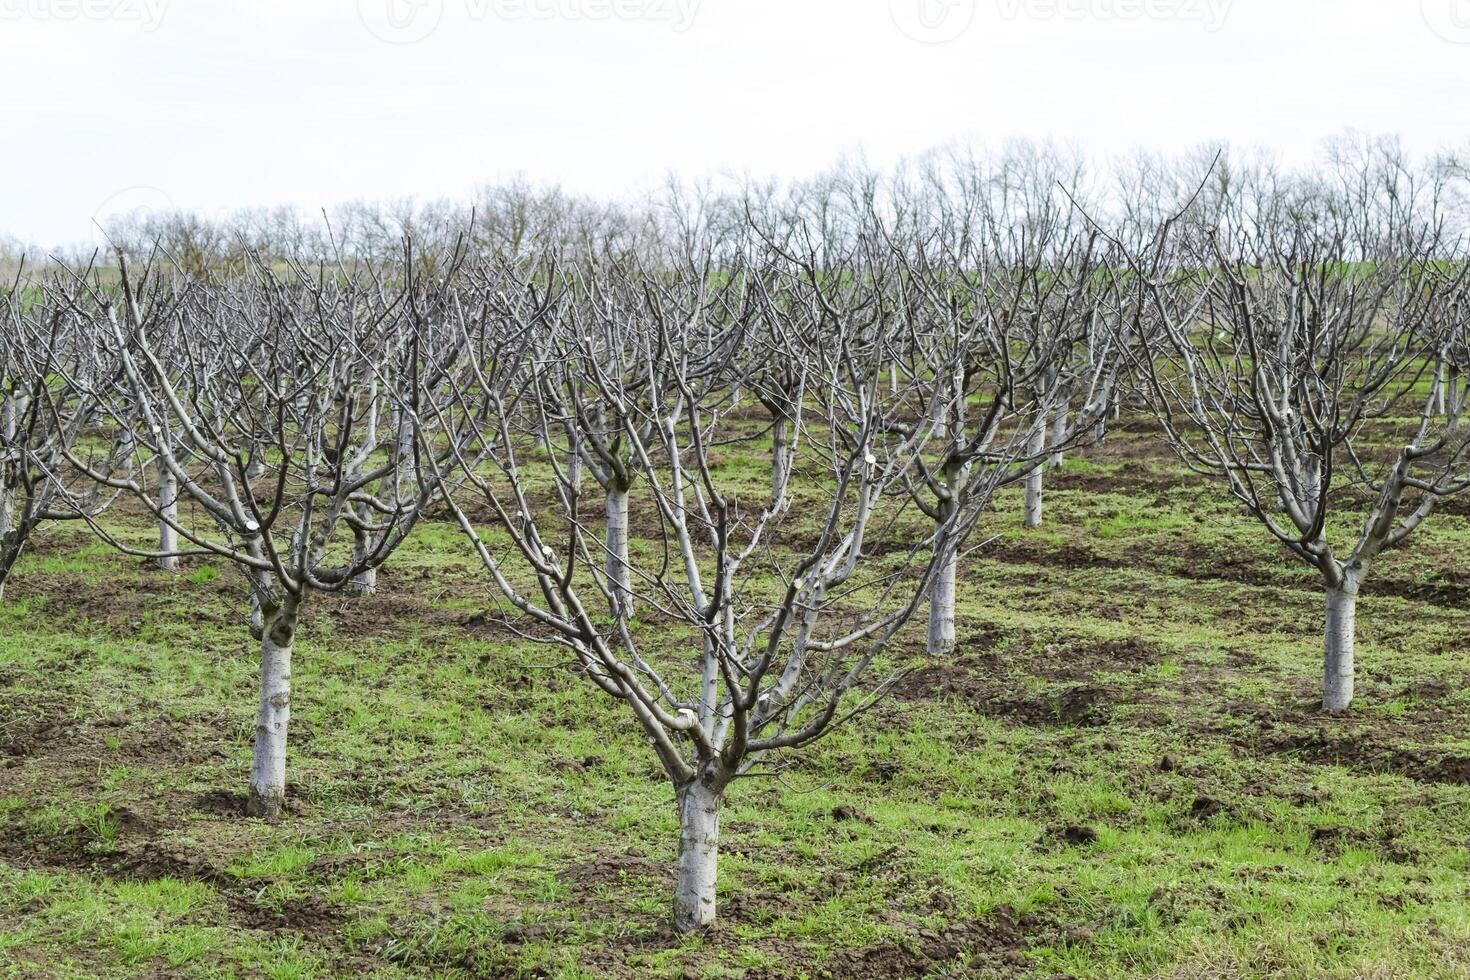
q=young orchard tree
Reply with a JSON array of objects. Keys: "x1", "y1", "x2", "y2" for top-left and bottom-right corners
[
  {"x1": 426, "y1": 260, "x2": 1000, "y2": 934},
  {"x1": 745, "y1": 310, "x2": 811, "y2": 508},
  {"x1": 62, "y1": 251, "x2": 466, "y2": 818},
  {"x1": 523, "y1": 253, "x2": 728, "y2": 616},
  {"x1": 0, "y1": 271, "x2": 129, "y2": 600},
  {"x1": 1012, "y1": 264, "x2": 1119, "y2": 531},
  {"x1": 913, "y1": 145, "x2": 1119, "y2": 527},
  {"x1": 902, "y1": 267, "x2": 1120, "y2": 652},
  {"x1": 864, "y1": 198, "x2": 1121, "y2": 652},
  {"x1": 1131, "y1": 164, "x2": 1470, "y2": 713}
]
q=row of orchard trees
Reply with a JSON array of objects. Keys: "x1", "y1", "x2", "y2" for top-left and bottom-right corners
[{"x1": 2, "y1": 139, "x2": 1470, "y2": 932}]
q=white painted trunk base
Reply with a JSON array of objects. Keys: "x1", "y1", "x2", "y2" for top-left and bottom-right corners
[
  {"x1": 158, "y1": 462, "x2": 179, "y2": 571},
  {"x1": 927, "y1": 547, "x2": 957, "y2": 654},
  {"x1": 771, "y1": 418, "x2": 790, "y2": 504},
  {"x1": 673, "y1": 780, "x2": 721, "y2": 933},
  {"x1": 0, "y1": 486, "x2": 13, "y2": 542},
  {"x1": 247, "y1": 613, "x2": 295, "y2": 820},
  {"x1": 606, "y1": 489, "x2": 632, "y2": 615},
  {"x1": 350, "y1": 516, "x2": 377, "y2": 596},
  {"x1": 1049, "y1": 404, "x2": 1068, "y2": 470},
  {"x1": 350, "y1": 566, "x2": 377, "y2": 596},
  {"x1": 1323, "y1": 587, "x2": 1357, "y2": 713},
  {"x1": 1024, "y1": 470, "x2": 1044, "y2": 528},
  {"x1": 1024, "y1": 422, "x2": 1046, "y2": 528}
]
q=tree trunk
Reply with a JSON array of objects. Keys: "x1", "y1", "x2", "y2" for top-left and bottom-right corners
[
  {"x1": 0, "y1": 485, "x2": 13, "y2": 543},
  {"x1": 673, "y1": 779, "x2": 722, "y2": 933},
  {"x1": 1024, "y1": 419, "x2": 1046, "y2": 529},
  {"x1": 349, "y1": 501, "x2": 376, "y2": 596},
  {"x1": 606, "y1": 487, "x2": 631, "y2": 615},
  {"x1": 248, "y1": 586, "x2": 265, "y2": 640},
  {"x1": 247, "y1": 601, "x2": 297, "y2": 820},
  {"x1": 158, "y1": 460, "x2": 179, "y2": 571},
  {"x1": 0, "y1": 497, "x2": 20, "y2": 603},
  {"x1": 771, "y1": 416, "x2": 790, "y2": 505},
  {"x1": 350, "y1": 561, "x2": 376, "y2": 597},
  {"x1": 1323, "y1": 585, "x2": 1358, "y2": 714},
  {"x1": 1, "y1": 393, "x2": 16, "y2": 442},
  {"x1": 0, "y1": 546, "x2": 13, "y2": 603},
  {"x1": 1023, "y1": 471, "x2": 1043, "y2": 528},
  {"x1": 927, "y1": 544, "x2": 957, "y2": 654},
  {"x1": 1048, "y1": 402, "x2": 1068, "y2": 470}
]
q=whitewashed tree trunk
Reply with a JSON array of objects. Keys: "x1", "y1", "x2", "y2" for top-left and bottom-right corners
[
  {"x1": 1, "y1": 394, "x2": 16, "y2": 442},
  {"x1": 0, "y1": 389, "x2": 15, "y2": 564},
  {"x1": 1048, "y1": 401, "x2": 1068, "y2": 470},
  {"x1": 1323, "y1": 582, "x2": 1359, "y2": 713},
  {"x1": 1024, "y1": 422, "x2": 1046, "y2": 529},
  {"x1": 926, "y1": 541, "x2": 957, "y2": 654},
  {"x1": 0, "y1": 465, "x2": 15, "y2": 601},
  {"x1": 606, "y1": 487, "x2": 631, "y2": 614},
  {"x1": 673, "y1": 779, "x2": 722, "y2": 933},
  {"x1": 247, "y1": 600, "x2": 298, "y2": 820},
  {"x1": 350, "y1": 542, "x2": 377, "y2": 596},
  {"x1": 0, "y1": 486, "x2": 13, "y2": 543},
  {"x1": 157, "y1": 459, "x2": 179, "y2": 571},
  {"x1": 349, "y1": 498, "x2": 376, "y2": 596},
  {"x1": 927, "y1": 460, "x2": 967, "y2": 654},
  {"x1": 771, "y1": 417, "x2": 791, "y2": 504}
]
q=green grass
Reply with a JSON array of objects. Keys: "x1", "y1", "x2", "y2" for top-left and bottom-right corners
[{"x1": 2, "y1": 425, "x2": 1470, "y2": 977}]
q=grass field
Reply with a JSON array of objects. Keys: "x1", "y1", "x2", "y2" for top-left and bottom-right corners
[{"x1": 3, "y1": 420, "x2": 1470, "y2": 978}]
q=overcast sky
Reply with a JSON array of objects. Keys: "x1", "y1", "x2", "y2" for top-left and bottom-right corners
[{"x1": 2, "y1": 0, "x2": 1467, "y2": 248}]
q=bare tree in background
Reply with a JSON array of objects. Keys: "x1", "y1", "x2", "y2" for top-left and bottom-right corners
[
  {"x1": 1131, "y1": 152, "x2": 1470, "y2": 712},
  {"x1": 59, "y1": 248, "x2": 464, "y2": 818},
  {"x1": 854, "y1": 160, "x2": 1122, "y2": 652},
  {"x1": 0, "y1": 267, "x2": 129, "y2": 600}
]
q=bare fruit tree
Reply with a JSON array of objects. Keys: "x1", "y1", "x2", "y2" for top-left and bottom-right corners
[
  {"x1": 59, "y1": 249, "x2": 465, "y2": 818},
  {"x1": 1131, "y1": 153, "x2": 1470, "y2": 712},
  {"x1": 423, "y1": 247, "x2": 1006, "y2": 933},
  {"x1": 864, "y1": 165, "x2": 1122, "y2": 652},
  {"x1": 0, "y1": 267, "x2": 129, "y2": 601}
]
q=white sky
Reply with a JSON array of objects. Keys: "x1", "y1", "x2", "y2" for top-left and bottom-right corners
[{"x1": 2, "y1": 0, "x2": 1467, "y2": 249}]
